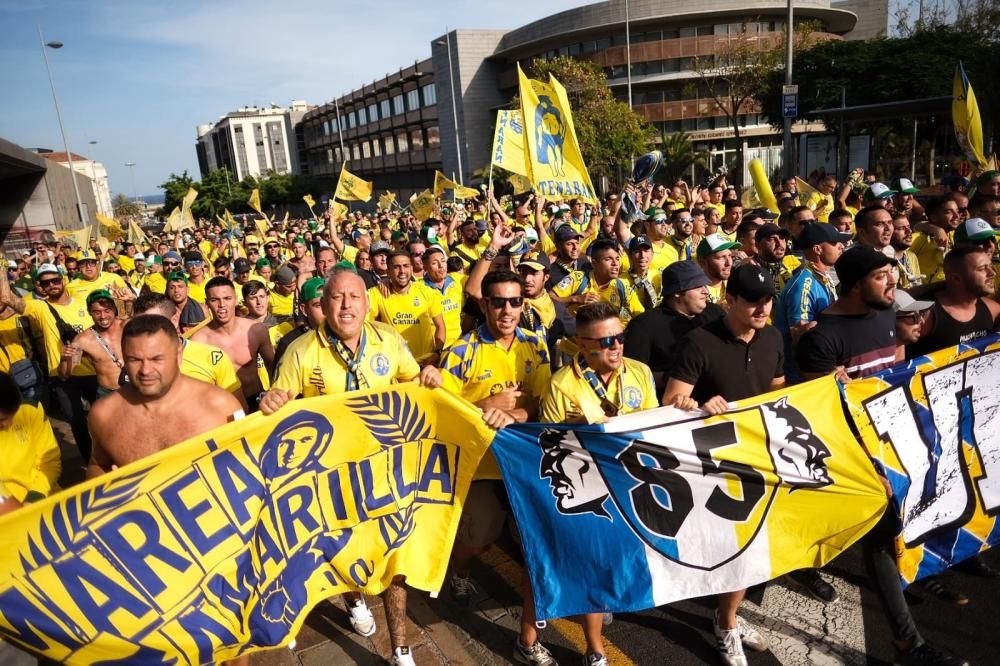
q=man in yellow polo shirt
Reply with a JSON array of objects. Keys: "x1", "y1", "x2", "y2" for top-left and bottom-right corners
[
  {"x1": 538, "y1": 301, "x2": 657, "y2": 666},
  {"x1": 269, "y1": 265, "x2": 297, "y2": 321},
  {"x1": 421, "y1": 245, "x2": 466, "y2": 346},
  {"x1": 67, "y1": 249, "x2": 128, "y2": 299},
  {"x1": 0, "y1": 371, "x2": 61, "y2": 505},
  {"x1": 552, "y1": 239, "x2": 645, "y2": 322},
  {"x1": 438, "y1": 269, "x2": 554, "y2": 663},
  {"x1": 259, "y1": 265, "x2": 441, "y2": 666},
  {"x1": 368, "y1": 251, "x2": 446, "y2": 364}
]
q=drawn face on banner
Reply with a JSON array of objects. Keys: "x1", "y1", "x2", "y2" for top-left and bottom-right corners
[
  {"x1": 761, "y1": 397, "x2": 832, "y2": 490},
  {"x1": 259, "y1": 410, "x2": 334, "y2": 484},
  {"x1": 538, "y1": 428, "x2": 610, "y2": 518}
]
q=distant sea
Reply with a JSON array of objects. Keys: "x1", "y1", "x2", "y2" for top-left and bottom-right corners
[{"x1": 140, "y1": 194, "x2": 165, "y2": 205}]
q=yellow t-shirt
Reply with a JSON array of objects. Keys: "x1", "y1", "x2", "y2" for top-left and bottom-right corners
[
  {"x1": 368, "y1": 283, "x2": 444, "y2": 361},
  {"x1": 181, "y1": 338, "x2": 241, "y2": 395},
  {"x1": 268, "y1": 320, "x2": 296, "y2": 347},
  {"x1": 19, "y1": 299, "x2": 61, "y2": 375},
  {"x1": 805, "y1": 192, "x2": 835, "y2": 222},
  {"x1": 0, "y1": 402, "x2": 61, "y2": 503},
  {"x1": 708, "y1": 281, "x2": 727, "y2": 305},
  {"x1": 422, "y1": 274, "x2": 467, "y2": 346},
  {"x1": 649, "y1": 239, "x2": 680, "y2": 272},
  {"x1": 187, "y1": 278, "x2": 208, "y2": 304},
  {"x1": 0, "y1": 313, "x2": 33, "y2": 374},
  {"x1": 48, "y1": 297, "x2": 96, "y2": 376},
  {"x1": 541, "y1": 356, "x2": 658, "y2": 424},
  {"x1": 269, "y1": 290, "x2": 295, "y2": 318},
  {"x1": 625, "y1": 270, "x2": 663, "y2": 310},
  {"x1": 144, "y1": 272, "x2": 167, "y2": 294},
  {"x1": 552, "y1": 272, "x2": 645, "y2": 321},
  {"x1": 118, "y1": 255, "x2": 135, "y2": 274},
  {"x1": 439, "y1": 325, "x2": 551, "y2": 406},
  {"x1": 273, "y1": 321, "x2": 419, "y2": 397},
  {"x1": 449, "y1": 242, "x2": 483, "y2": 270},
  {"x1": 67, "y1": 272, "x2": 128, "y2": 300},
  {"x1": 910, "y1": 231, "x2": 950, "y2": 283}
]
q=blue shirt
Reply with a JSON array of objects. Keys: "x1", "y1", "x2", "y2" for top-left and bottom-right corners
[{"x1": 773, "y1": 263, "x2": 836, "y2": 383}]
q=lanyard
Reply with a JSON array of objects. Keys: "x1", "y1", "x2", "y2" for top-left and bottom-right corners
[
  {"x1": 576, "y1": 353, "x2": 624, "y2": 418},
  {"x1": 326, "y1": 323, "x2": 368, "y2": 391}
]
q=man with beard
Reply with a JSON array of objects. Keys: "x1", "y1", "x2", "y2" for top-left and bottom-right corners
[
  {"x1": 552, "y1": 239, "x2": 644, "y2": 322},
  {"x1": 666, "y1": 209, "x2": 697, "y2": 261},
  {"x1": 191, "y1": 276, "x2": 274, "y2": 411},
  {"x1": 422, "y1": 245, "x2": 466, "y2": 346},
  {"x1": 624, "y1": 235, "x2": 662, "y2": 310},
  {"x1": 890, "y1": 214, "x2": 922, "y2": 289},
  {"x1": 67, "y1": 249, "x2": 128, "y2": 300},
  {"x1": 450, "y1": 217, "x2": 486, "y2": 270},
  {"x1": 538, "y1": 302, "x2": 657, "y2": 666},
  {"x1": 662, "y1": 263, "x2": 783, "y2": 666},
  {"x1": 58, "y1": 290, "x2": 127, "y2": 398},
  {"x1": 548, "y1": 225, "x2": 589, "y2": 287},
  {"x1": 752, "y1": 223, "x2": 799, "y2": 293},
  {"x1": 368, "y1": 252, "x2": 446, "y2": 365},
  {"x1": 269, "y1": 266, "x2": 297, "y2": 322},
  {"x1": 166, "y1": 271, "x2": 209, "y2": 334},
  {"x1": 855, "y1": 205, "x2": 895, "y2": 257},
  {"x1": 696, "y1": 234, "x2": 738, "y2": 304}
]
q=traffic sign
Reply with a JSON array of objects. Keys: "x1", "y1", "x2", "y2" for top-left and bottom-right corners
[{"x1": 782, "y1": 93, "x2": 798, "y2": 118}]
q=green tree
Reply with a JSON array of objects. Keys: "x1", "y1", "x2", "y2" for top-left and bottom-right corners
[
  {"x1": 112, "y1": 193, "x2": 143, "y2": 219},
  {"x1": 656, "y1": 131, "x2": 707, "y2": 184},
  {"x1": 516, "y1": 57, "x2": 655, "y2": 187},
  {"x1": 158, "y1": 171, "x2": 196, "y2": 215}
]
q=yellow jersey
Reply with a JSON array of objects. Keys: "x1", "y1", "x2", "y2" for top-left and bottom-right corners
[
  {"x1": 187, "y1": 278, "x2": 208, "y2": 304},
  {"x1": 118, "y1": 255, "x2": 135, "y2": 274},
  {"x1": 552, "y1": 272, "x2": 645, "y2": 321},
  {"x1": 273, "y1": 321, "x2": 419, "y2": 398},
  {"x1": 910, "y1": 231, "x2": 949, "y2": 283},
  {"x1": 66, "y1": 272, "x2": 128, "y2": 300},
  {"x1": 47, "y1": 297, "x2": 96, "y2": 376},
  {"x1": 439, "y1": 325, "x2": 551, "y2": 406},
  {"x1": 805, "y1": 191, "x2": 835, "y2": 222},
  {"x1": 180, "y1": 338, "x2": 241, "y2": 395},
  {"x1": 649, "y1": 239, "x2": 680, "y2": 272},
  {"x1": 144, "y1": 272, "x2": 167, "y2": 294},
  {"x1": 624, "y1": 270, "x2": 663, "y2": 310},
  {"x1": 368, "y1": 283, "x2": 444, "y2": 361},
  {"x1": 708, "y1": 281, "x2": 727, "y2": 305},
  {"x1": 449, "y1": 242, "x2": 483, "y2": 270},
  {"x1": 269, "y1": 290, "x2": 295, "y2": 318},
  {"x1": 422, "y1": 273, "x2": 467, "y2": 346},
  {"x1": 541, "y1": 356, "x2": 658, "y2": 424},
  {"x1": 0, "y1": 402, "x2": 61, "y2": 503}
]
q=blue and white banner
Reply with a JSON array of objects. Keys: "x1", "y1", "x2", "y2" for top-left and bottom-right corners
[{"x1": 492, "y1": 377, "x2": 887, "y2": 621}]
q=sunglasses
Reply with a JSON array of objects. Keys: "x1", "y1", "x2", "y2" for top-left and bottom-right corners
[
  {"x1": 264, "y1": 244, "x2": 280, "y2": 250},
  {"x1": 39, "y1": 277, "x2": 63, "y2": 286},
  {"x1": 896, "y1": 312, "x2": 923, "y2": 323},
  {"x1": 580, "y1": 332, "x2": 626, "y2": 349},
  {"x1": 163, "y1": 261, "x2": 180, "y2": 268},
  {"x1": 488, "y1": 296, "x2": 524, "y2": 309},
  {"x1": 797, "y1": 218, "x2": 817, "y2": 225},
  {"x1": 185, "y1": 261, "x2": 203, "y2": 267},
  {"x1": 677, "y1": 217, "x2": 694, "y2": 224}
]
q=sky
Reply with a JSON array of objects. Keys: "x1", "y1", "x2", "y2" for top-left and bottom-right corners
[{"x1": 0, "y1": 0, "x2": 585, "y2": 199}]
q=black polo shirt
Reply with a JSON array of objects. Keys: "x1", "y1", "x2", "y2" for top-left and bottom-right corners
[
  {"x1": 669, "y1": 317, "x2": 784, "y2": 404},
  {"x1": 624, "y1": 302, "x2": 725, "y2": 395}
]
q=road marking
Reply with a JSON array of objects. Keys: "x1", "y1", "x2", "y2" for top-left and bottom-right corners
[{"x1": 479, "y1": 547, "x2": 635, "y2": 665}]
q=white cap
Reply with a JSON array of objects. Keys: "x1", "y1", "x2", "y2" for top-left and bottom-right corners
[
  {"x1": 893, "y1": 289, "x2": 933, "y2": 314},
  {"x1": 37, "y1": 263, "x2": 60, "y2": 276},
  {"x1": 134, "y1": 253, "x2": 146, "y2": 262},
  {"x1": 318, "y1": 240, "x2": 330, "y2": 248},
  {"x1": 7, "y1": 260, "x2": 17, "y2": 269}
]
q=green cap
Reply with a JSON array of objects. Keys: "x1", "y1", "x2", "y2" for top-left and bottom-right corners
[
  {"x1": 391, "y1": 230, "x2": 407, "y2": 242},
  {"x1": 151, "y1": 255, "x2": 163, "y2": 265},
  {"x1": 255, "y1": 258, "x2": 271, "y2": 270},
  {"x1": 300, "y1": 276, "x2": 326, "y2": 302},
  {"x1": 334, "y1": 260, "x2": 357, "y2": 272},
  {"x1": 166, "y1": 271, "x2": 188, "y2": 284},
  {"x1": 696, "y1": 233, "x2": 740, "y2": 259},
  {"x1": 86, "y1": 289, "x2": 114, "y2": 307},
  {"x1": 646, "y1": 207, "x2": 668, "y2": 222}
]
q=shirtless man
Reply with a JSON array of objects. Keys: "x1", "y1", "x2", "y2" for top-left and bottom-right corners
[
  {"x1": 85, "y1": 314, "x2": 248, "y2": 666},
  {"x1": 191, "y1": 276, "x2": 274, "y2": 410},
  {"x1": 59, "y1": 290, "x2": 127, "y2": 397}
]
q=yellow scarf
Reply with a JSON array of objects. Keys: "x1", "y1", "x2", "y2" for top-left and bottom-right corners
[{"x1": 525, "y1": 292, "x2": 556, "y2": 329}]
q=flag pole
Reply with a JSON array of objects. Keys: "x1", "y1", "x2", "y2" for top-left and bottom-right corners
[{"x1": 486, "y1": 163, "x2": 494, "y2": 217}]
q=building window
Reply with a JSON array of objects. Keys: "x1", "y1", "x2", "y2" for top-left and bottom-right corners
[
  {"x1": 347, "y1": 111, "x2": 356, "y2": 129},
  {"x1": 410, "y1": 128, "x2": 424, "y2": 150},
  {"x1": 383, "y1": 136, "x2": 394, "y2": 155},
  {"x1": 426, "y1": 126, "x2": 440, "y2": 148},
  {"x1": 352, "y1": 144, "x2": 361, "y2": 160},
  {"x1": 358, "y1": 107, "x2": 367, "y2": 125},
  {"x1": 335, "y1": 147, "x2": 342, "y2": 162},
  {"x1": 392, "y1": 94, "x2": 405, "y2": 115},
  {"x1": 406, "y1": 89, "x2": 420, "y2": 111},
  {"x1": 421, "y1": 83, "x2": 436, "y2": 106},
  {"x1": 371, "y1": 137, "x2": 381, "y2": 157},
  {"x1": 368, "y1": 103, "x2": 378, "y2": 122},
  {"x1": 380, "y1": 99, "x2": 391, "y2": 119},
  {"x1": 362, "y1": 140, "x2": 371, "y2": 158},
  {"x1": 395, "y1": 131, "x2": 408, "y2": 152}
]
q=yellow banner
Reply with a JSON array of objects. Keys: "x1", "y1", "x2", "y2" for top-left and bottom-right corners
[
  {"x1": 335, "y1": 167, "x2": 373, "y2": 202},
  {"x1": 180, "y1": 187, "x2": 198, "y2": 230},
  {"x1": 303, "y1": 194, "x2": 316, "y2": 210},
  {"x1": 254, "y1": 217, "x2": 270, "y2": 239},
  {"x1": 0, "y1": 384, "x2": 493, "y2": 665},
  {"x1": 953, "y1": 61, "x2": 988, "y2": 169},
  {"x1": 127, "y1": 220, "x2": 148, "y2": 246},
  {"x1": 55, "y1": 225, "x2": 94, "y2": 250},
  {"x1": 248, "y1": 188, "x2": 264, "y2": 216},
  {"x1": 410, "y1": 189, "x2": 436, "y2": 221},
  {"x1": 517, "y1": 65, "x2": 597, "y2": 204},
  {"x1": 163, "y1": 207, "x2": 182, "y2": 233},
  {"x1": 491, "y1": 110, "x2": 529, "y2": 177},
  {"x1": 378, "y1": 191, "x2": 397, "y2": 211},
  {"x1": 95, "y1": 213, "x2": 125, "y2": 241},
  {"x1": 433, "y1": 171, "x2": 480, "y2": 200},
  {"x1": 330, "y1": 201, "x2": 349, "y2": 223}
]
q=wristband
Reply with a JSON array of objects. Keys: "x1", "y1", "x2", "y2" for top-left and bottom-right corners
[{"x1": 482, "y1": 248, "x2": 499, "y2": 261}]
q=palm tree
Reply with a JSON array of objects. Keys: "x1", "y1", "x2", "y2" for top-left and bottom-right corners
[{"x1": 657, "y1": 131, "x2": 708, "y2": 184}]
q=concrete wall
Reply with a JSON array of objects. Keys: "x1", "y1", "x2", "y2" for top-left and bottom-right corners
[{"x1": 42, "y1": 160, "x2": 98, "y2": 230}]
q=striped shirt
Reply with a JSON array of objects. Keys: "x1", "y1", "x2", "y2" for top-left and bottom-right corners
[{"x1": 796, "y1": 308, "x2": 896, "y2": 379}]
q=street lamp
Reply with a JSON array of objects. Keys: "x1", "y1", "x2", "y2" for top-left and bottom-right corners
[
  {"x1": 435, "y1": 30, "x2": 464, "y2": 184},
  {"x1": 124, "y1": 162, "x2": 138, "y2": 203},
  {"x1": 87, "y1": 140, "x2": 106, "y2": 216},
  {"x1": 782, "y1": 0, "x2": 795, "y2": 179},
  {"x1": 38, "y1": 27, "x2": 88, "y2": 230}
]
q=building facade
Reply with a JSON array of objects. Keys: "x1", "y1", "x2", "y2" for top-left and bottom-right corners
[
  {"x1": 38, "y1": 150, "x2": 113, "y2": 218},
  {"x1": 196, "y1": 101, "x2": 312, "y2": 181}
]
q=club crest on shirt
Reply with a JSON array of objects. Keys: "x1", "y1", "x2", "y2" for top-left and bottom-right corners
[
  {"x1": 370, "y1": 353, "x2": 391, "y2": 376},
  {"x1": 624, "y1": 386, "x2": 642, "y2": 410}
]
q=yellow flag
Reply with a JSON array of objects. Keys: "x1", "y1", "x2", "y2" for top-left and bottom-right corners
[
  {"x1": 331, "y1": 201, "x2": 349, "y2": 222},
  {"x1": 517, "y1": 65, "x2": 597, "y2": 203},
  {"x1": 223, "y1": 209, "x2": 238, "y2": 231},
  {"x1": 491, "y1": 110, "x2": 530, "y2": 177},
  {"x1": 164, "y1": 207, "x2": 182, "y2": 233},
  {"x1": 248, "y1": 188, "x2": 264, "y2": 216},
  {"x1": 953, "y1": 61, "x2": 988, "y2": 169},
  {"x1": 55, "y1": 225, "x2": 93, "y2": 250},
  {"x1": 127, "y1": 220, "x2": 148, "y2": 245},
  {"x1": 507, "y1": 173, "x2": 533, "y2": 194},
  {"x1": 0, "y1": 384, "x2": 493, "y2": 665},
  {"x1": 378, "y1": 191, "x2": 397, "y2": 210},
  {"x1": 335, "y1": 167, "x2": 373, "y2": 202},
  {"x1": 303, "y1": 194, "x2": 316, "y2": 210},
  {"x1": 410, "y1": 189, "x2": 437, "y2": 221},
  {"x1": 179, "y1": 187, "x2": 198, "y2": 230},
  {"x1": 254, "y1": 217, "x2": 270, "y2": 238},
  {"x1": 95, "y1": 213, "x2": 125, "y2": 241},
  {"x1": 432, "y1": 171, "x2": 479, "y2": 200}
]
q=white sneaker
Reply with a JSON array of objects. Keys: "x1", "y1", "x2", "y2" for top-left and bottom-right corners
[
  {"x1": 713, "y1": 610, "x2": 768, "y2": 653},
  {"x1": 715, "y1": 623, "x2": 747, "y2": 666},
  {"x1": 392, "y1": 646, "x2": 416, "y2": 666},
  {"x1": 348, "y1": 598, "x2": 376, "y2": 637},
  {"x1": 602, "y1": 612, "x2": 614, "y2": 625},
  {"x1": 514, "y1": 639, "x2": 557, "y2": 665}
]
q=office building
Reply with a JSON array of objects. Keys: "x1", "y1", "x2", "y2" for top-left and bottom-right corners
[{"x1": 39, "y1": 150, "x2": 113, "y2": 218}]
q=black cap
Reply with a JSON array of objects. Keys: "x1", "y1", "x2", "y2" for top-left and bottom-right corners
[
  {"x1": 726, "y1": 263, "x2": 776, "y2": 301},
  {"x1": 517, "y1": 253, "x2": 551, "y2": 272},
  {"x1": 835, "y1": 246, "x2": 896, "y2": 292},
  {"x1": 755, "y1": 223, "x2": 790, "y2": 242},
  {"x1": 628, "y1": 235, "x2": 653, "y2": 252},
  {"x1": 745, "y1": 208, "x2": 779, "y2": 222},
  {"x1": 554, "y1": 225, "x2": 584, "y2": 243},
  {"x1": 233, "y1": 258, "x2": 251, "y2": 273},
  {"x1": 798, "y1": 222, "x2": 852, "y2": 249},
  {"x1": 660, "y1": 260, "x2": 710, "y2": 296}
]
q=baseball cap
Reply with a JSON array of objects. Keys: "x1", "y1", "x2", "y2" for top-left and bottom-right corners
[
  {"x1": 423, "y1": 244, "x2": 446, "y2": 259},
  {"x1": 475, "y1": 219, "x2": 489, "y2": 233},
  {"x1": 660, "y1": 261, "x2": 710, "y2": 296},
  {"x1": 76, "y1": 249, "x2": 98, "y2": 262},
  {"x1": 300, "y1": 277, "x2": 326, "y2": 302},
  {"x1": 371, "y1": 240, "x2": 392, "y2": 255},
  {"x1": 628, "y1": 235, "x2": 653, "y2": 252},
  {"x1": 954, "y1": 217, "x2": 998, "y2": 244},
  {"x1": 893, "y1": 289, "x2": 933, "y2": 314},
  {"x1": 890, "y1": 178, "x2": 919, "y2": 194},
  {"x1": 134, "y1": 253, "x2": 146, "y2": 263},
  {"x1": 391, "y1": 230, "x2": 408, "y2": 243},
  {"x1": 754, "y1": 223, "x2": 790, "y2": 242},
  {"x1": 273, "y1": 265, "x2": 296, "y2": 285},
  {"x1": 645, "y1": 207, "x2": 668, "y2": 223},
  {"x1": 726, "y1": 263, "x2": 776, "y2": 301},
  {"x1": 36, "y1": 263, "x2": 60, "y2": 277},
  {"x1": 863, "y1": 182, "x2": 897, "y2": 202},
  {"x1": 524, "y1": 227, "x2": 539, "y2": 242},
  {"x1": 696, "y1": 233, "x2": 739, "y2": 259},
  {"x1": 518, "y1": 253, "x2": 551, "y2": 272},
  {"x1": 244, "y1": 234, "x2": 260, "y2": 245},
  {"x1": 255, "y1": 258, "x2": 271, "y2": 270},
  {"x1": 798, "y1": 222, "x2": 853, "y2": 249},
  {"x1": 233, "y1": 258, "x2": 252, "y2": 273},
  {"x1": 86, "y1": 289, "x2": 115, "y2": 307},
  {"x1": 744, "y1": 208, "x2": 779, "y2": 222},
  {"x1": 352, "y1": 229, "x2": 369, "y2": 241},
  {"x1": 166, "y1": 271, "x2": 188, "y2": 284},
  {"x1": 835, "y1": 246, "x2": 895, "y2": 292},
  {"x1": 554, "y1": 225, "x2": 584, "y2": 243}
]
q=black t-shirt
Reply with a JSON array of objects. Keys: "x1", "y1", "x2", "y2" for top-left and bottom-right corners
[
  {"x1": 669, "y1": 318, "x2": 784, "y2": 404},
  {"x1": 796, "y1": 308, "x2": 896, "y2": 379},
  {"x1": 624, "y1": 302, "x2": 725, "y2": 395}
]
